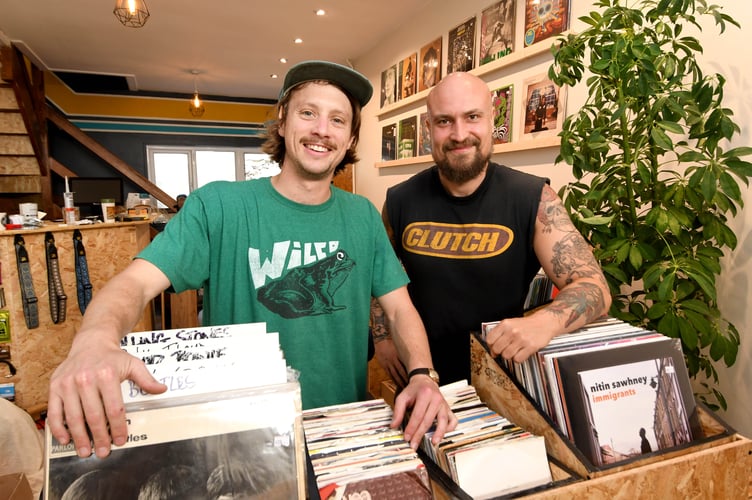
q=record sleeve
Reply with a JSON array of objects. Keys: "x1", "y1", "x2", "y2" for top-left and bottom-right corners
[
  {"x1": 447, "y1": 17, "x2": 476, "y2": 74},
  {"x1": 398, "y1": 53, "x2": 418, "y2": 100},
  {"x1": 46, "y1": 383, "x2": 306, "y2": 500},
  {"x1": 480, "y1": 0, "x2": 516, "y2": 65},
  {"x1": 418, "y1": 37, "x2": 442, "y2": 92},
  {"x1": 491, "y1": 84, "x2": 513, "y2": 144},
  {"x1": 398, "y1": 116, "x2": 418, "y2": 160},
  {"x1": 523, "y1": 0, "x2": 570, "y2": 47},
  {"x1": 380, "y1": 64, "x2": 398, "y2": 108},
  {"x1": 418, "y1": 112, "x2": 432, "y2": 156},
  {"x1": 521, "y1": 73, "x2": 565, "y2": 138},
  {"x1": 381, "y1": 123, "x2": 397, "y2": 161},
  {"x1": 553, "y1": 337, "x2": 699, "y2": 467}
]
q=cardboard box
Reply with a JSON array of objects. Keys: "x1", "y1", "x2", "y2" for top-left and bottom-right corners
[{"x1": 0, "y1": 473, "x2": 33, "y2": 500}]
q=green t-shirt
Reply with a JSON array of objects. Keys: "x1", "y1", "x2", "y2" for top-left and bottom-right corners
[{"x1": 138, "y1": 178, "x2": 408, "y2": 409}]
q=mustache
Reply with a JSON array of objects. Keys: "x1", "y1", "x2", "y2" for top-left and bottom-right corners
[
  {"x1": 303, "y1": 137, "x2": 337, "y2": 150},
  {"x1": 443, "y1": 138, "x2": 480, "y2": 152}
]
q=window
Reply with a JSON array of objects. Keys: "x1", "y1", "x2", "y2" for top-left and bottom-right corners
[{"x1": 147, "y1": 147, "x2": 280, "y2": 205}]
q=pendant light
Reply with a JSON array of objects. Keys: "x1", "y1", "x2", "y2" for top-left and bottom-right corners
[
  {"x1": 113, "y1": 0, "x2": 150, "y2": 28},
  {"x1": 189, "y1": 70, "x2": 206, "y2": 117}
]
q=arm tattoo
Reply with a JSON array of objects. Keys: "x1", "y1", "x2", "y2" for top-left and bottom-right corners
[
  {"x1": 547, "y1": 282, "x2": 606, "y2": 328},
  {"x1": 551, "y1": 233, "x2": 603, "y2": 285},
  {"x1": 370, "y1": 300, "x2": 391, "y2": 343},
  {"x1": 538, "y1": 185, "x2": 575, "y2": 234}
]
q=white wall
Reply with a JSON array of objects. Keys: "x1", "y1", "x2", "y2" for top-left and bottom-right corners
[{"x1": 353, "y1": 0, "x2": 751, "y2": 437}]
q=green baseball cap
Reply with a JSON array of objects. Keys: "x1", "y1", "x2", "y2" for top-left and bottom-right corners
[{"x1": 279, "y1": 60, "x2": 373, "y2": 107}]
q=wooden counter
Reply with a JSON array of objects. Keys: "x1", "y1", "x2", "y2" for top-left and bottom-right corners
[{"x1": 0, "y1": 221, "x2": 152, "y2": 415}]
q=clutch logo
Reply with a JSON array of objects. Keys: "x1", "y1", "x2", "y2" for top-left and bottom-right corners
[{"x1": 402, "y1": 222, "x2": 513, "y2": 259}]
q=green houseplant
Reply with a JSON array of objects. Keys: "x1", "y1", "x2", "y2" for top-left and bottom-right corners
[{"x1": 548, "y1": 0, "x2": 752, "y2": 410}]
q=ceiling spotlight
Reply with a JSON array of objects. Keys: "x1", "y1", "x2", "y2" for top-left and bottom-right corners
[
  {"x1": 294, "y1": 38, "x2": 303, "y2": 44},
  {"x1": 280, "y1": 58, "x2": 287, "y2": 63},
  {"x1": 315, "y1": 9, "x2": 326, "y2": 16},
  {"x1": 113, "y1": 0, "x2": 150, "y2": 28},
  {"x1": 270, "y1": 74, "x2": 279, "y2": 79}
]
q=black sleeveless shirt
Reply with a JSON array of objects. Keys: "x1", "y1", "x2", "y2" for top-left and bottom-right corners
[{"x1": 385, "y1": 163, "x2": 547, "y2": 384}]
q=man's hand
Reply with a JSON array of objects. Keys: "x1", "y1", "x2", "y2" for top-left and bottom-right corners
[
  {"x1": 391, "y1": 375, "x2": 457, "y2": 450},
  {"x1": 484, "y1": 315, "x2": 558, "y2": 363},
  {"x1": 47, "y1": 342, "x2": 166, "y2": 458},
  {"x1": 373, "y1": 337, "x2": 408, "y2": 388}
]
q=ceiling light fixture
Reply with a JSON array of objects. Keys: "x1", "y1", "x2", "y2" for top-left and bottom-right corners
[
  {"x1": 113, "y1": 0, "x2": 150, "y2": 28},
  {"x1": 189, "y1": 70, "x2": 205, "y2": 117},
  {"x1": 294, "y1": 38, "x2": 303, "y2": 44},
  {"x1": 315, "y1": 9, "x2": 326, "y2": 16}
]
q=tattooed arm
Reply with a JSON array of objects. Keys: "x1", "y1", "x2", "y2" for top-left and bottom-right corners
[
  {"x1": 484, "y1": 184, "x2": 611, "y2": 363},
  {"x1": 370, "y1": 203, "x2": 409, "y2": 387}
]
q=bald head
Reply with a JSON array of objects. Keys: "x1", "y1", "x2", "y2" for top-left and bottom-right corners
[
  {"x1": 427, "y1": 72, "x2": 493, "y2": 118},
  {"x1": 425, "y1": 72, "x2": 495, "y2": 191}
]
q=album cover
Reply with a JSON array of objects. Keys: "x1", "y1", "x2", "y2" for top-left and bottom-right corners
[
  {"x1": 46, "y1": 384, "x2": 305, "y2": 500},
  {"x1": 380, "y1": 64, "x2": 398, "y2": 108},
  {"x1": 521, "y1": 74, "x2": 565, "y2": 137},
  {"x1": 491, "y1": 84, "x2": 513, "y2": 144},
  {"x1": 399, "y1": 52, "x2": 418, "y2": 100},
  {"x1": 381, "y1": 123, "x2": 397, "y2": 161},
  {"x1": 418, "y1": 37, "x2": 442, "y2": 92},
  {"x1": 523, "y1": 0, "x2": 570, "y2": 47},
  {"x1": 119, "y1": 323, "x2": 287, "y2": 404},
  {"x1": 418, "y1": 112, "x2": 432, "y2": 156},
  {"x1": 480, "y1": 0, "x2": 516, "y2": 65},
  {"x1": 552, "y1": 337, "x2": 699, "y2": 467},
  {"x1": 304, "y1": 399, "x2": 431, "y2": 499},
  {"x1": 447, "y1": 17, "x2": 476, "y2": 74},
  {"x1": 398, "y1": 116, "x2": 418, "y2": 160}
]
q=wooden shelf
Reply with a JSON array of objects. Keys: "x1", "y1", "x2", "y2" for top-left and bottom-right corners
[
  {"x1": 374, "y1": 135, "x2": 561, "y2": 169},
  {"x1": 375, "y1": 36, "x2": 563, "y2": 120}
]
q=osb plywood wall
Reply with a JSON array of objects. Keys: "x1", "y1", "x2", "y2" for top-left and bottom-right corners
[{"x1": 0, "y1": 222, "x2": 151, "y2": 415}]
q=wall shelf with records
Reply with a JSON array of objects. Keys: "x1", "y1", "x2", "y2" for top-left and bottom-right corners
[
  {"x1": 374, "y1": 135, "x2": 561, "y2": 169},
  {"x1": 375, "y1": 24, "x2": 571, "y2": 169},
  {"x1": 375, "y1": 37, "x2": 561, "y2": 121}
]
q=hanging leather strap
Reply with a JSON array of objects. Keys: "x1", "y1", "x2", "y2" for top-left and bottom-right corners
[
  {"x1": 45, "y1": 232, "x2": 67, "y2": 324},
  {"x1": 73, "y1": 229, "x2": 93, "y2": 315},
  {"x1": 14, "y1": 234, "x2": 39, "y2": 329}
]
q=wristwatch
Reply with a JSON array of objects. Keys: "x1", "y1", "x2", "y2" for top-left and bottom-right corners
[{"x1": 408, "y1": 367, "x2": 440, "y2": 385}]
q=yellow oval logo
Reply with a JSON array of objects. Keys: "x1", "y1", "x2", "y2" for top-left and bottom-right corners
[{"x1": 401, "y1": 222, "x2": 513, "y2": 259}]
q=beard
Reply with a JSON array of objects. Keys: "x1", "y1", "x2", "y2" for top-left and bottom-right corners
[{"x1": 436, "y1": 139, "x2": 490, "y2": 184}]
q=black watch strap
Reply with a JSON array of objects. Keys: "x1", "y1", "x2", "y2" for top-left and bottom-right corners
[{"x1": 408, "y1": 367, "x2": 440, "y2": 384}]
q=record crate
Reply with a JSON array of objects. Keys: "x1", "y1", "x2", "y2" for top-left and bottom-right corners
[
  {"x1": 468, "y1": 333, "x2": 752, "y2": 499},
  {"x1": 379, "y1": 380, "x2": 584, "y2": 499}
]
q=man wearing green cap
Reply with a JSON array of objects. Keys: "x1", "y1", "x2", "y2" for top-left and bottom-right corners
[{"x1": 48, "y1": 61, "x2": 456, "y2": 460}]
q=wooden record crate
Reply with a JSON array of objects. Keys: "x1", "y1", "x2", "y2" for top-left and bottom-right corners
[
  {"x1": 469, "y1": 333, "x2": 752, "y2": 498},
  {"x1": 380, "y1": 379, "x2": 584, "y2": 499}
]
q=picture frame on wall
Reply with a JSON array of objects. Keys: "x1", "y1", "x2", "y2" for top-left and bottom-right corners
[
  {"x1": 480, "y1": 0, "x2": 515, "y2": 65},
  {"x1": 491, "y1": 84, "x2": 513, "y2": 144},
  {"x1": 418, "y1": 112, "x2": 432, "y2": 156},
  {"x1": 398, "y1": 116, "x2": 418, "y2": 160},
  {"x1": 447, "y1": 17, "x2": 476, "y2": 74},
  {"x1": 399, "y1": 53, "x2": 418, "y2": 100},
  {"x1": 521, "y1": 74, "x2": 565, "y2": 138},
  {"x1": 523, "y1": 0, "x2": 570, "y2": 47},
  {"x1": 382, "y1": 123, "x2": 397, "y2": 161},
  {"x1": 380, "y1": 64, "x2": 398, "y2": 108},
  {"x1": 418, "y1": 37, "x2": 442, "y2": 92}
]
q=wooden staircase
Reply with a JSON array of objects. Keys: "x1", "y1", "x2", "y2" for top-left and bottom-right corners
[
  {"x1": 0, "y1": 46, "x2": 45, "y2": 215},
  {"x1": 0, "y1": 42, "x2": 176, "y2": 219}
]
